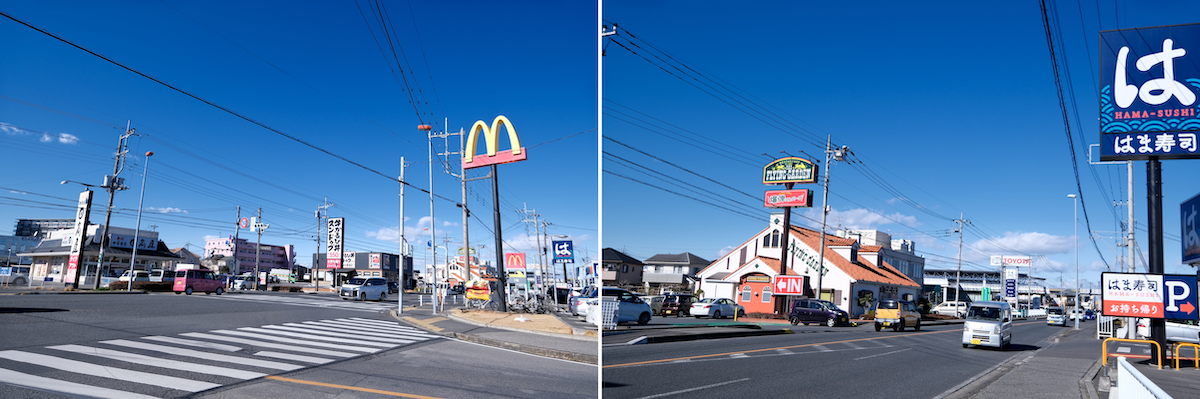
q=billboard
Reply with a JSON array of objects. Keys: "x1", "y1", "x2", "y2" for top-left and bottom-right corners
[
  {"x1": 505, "y1": 253, "x2": 526, "y2": 271},
  {"x1": 764, "y1": 189, "x2": 812, "y2": 208},
  {"x1": 762, "y1": 157, "x2": 817, "y2": 185},
  {"x1": 1183, "y1": 192, "x2": 1200, "y2": 264},
  {"x1": 774, "y1": 275, "x2": 806, "y2": 295},
  {"x1": 1100, "y1": 23, "x2": 1200, "y2": 161},
  {"x1": 463, "y1": 115, "x2": 527, "y2": 169},
  {"x1": 65, "y1": 191, "x2": 92, "y2": 285},
  {"x1": 1102, "y1": 272, "x2": 1199, "y2": 319},
  {"x1": 326, "y1": 217, "x2": 344, "y2": 268},
  {"x1": 370, "y1": 253, "x2": 381, "y2": 269},
  {"x1": 989, "y1": 255, "x2": 1032, "y2": 267},
  {"x1": 1003, "y1": 267, "x2": 1018, "y2": 304},
  {"x1": 552, "y1": 240, "x2": 574, "y2": 264}
]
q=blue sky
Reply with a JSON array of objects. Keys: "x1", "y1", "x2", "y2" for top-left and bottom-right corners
[
  {"x1": 602, "y1": 1, "x2": 1200, "y2": 291},
  {"x1": 0, "y1": 1, "x2": 597, "y2": 276}
]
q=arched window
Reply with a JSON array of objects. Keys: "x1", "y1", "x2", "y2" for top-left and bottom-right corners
[
  {"x1": 762, "y1": 285, "x2": 773, "y2": 303},
  {"x1": 771, "y1": 230, "x2": 781, "y2": 248},
  {"x1": 741, "y1": 285, "x2": 753, "y2": 302}
]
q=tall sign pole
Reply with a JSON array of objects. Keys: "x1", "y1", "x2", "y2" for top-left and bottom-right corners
[
  {"x1": 399, "y1": 156, "x2": 407, "y2": 313},
  {"x1": 464, "y1": 115, "x2": 528, "y2": 312},
  {"x1": 762, "y1": 155, "x2": 816, "y2": 314},
  {"x1": 67, "y1": 191, "x2": 93, "y2": 289}
]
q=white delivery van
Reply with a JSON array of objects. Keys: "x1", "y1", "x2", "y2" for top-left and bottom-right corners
[{"x1": 962, "y1": 301, "x2": 1013, "y2": 349}]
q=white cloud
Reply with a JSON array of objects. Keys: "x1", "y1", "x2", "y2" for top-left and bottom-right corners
[
  {"x1": 203, "y1": 235, "x2": 222, "y2": 240},
  {"x1": 40, "y1": 133, "x2": 53, "y2": 143},
  {"x1": 57, "y1": 133, "x2": 79, "y2": 145},
  {"x1": 801, "y1": 207, "x2": 919, "y2": 230},
  {"x1": 968, "y1": 231, "x2": 1072, "y2": 257},
  {"x1": 0, "y1": 122, "x2": 23, "y2": 135},
  {"x1": 147, "y1": 207, "x2": 186, "y2": 214},
  {"x1": 716, "y1": 245, "x2": 736, "y2": 259}
]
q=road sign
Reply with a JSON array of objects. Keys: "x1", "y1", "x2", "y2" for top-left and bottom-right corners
[
  {"x1": 0, "y1": 267, "x2": 10, "y2": 276},
  {"x1": 774, "y1": 276, "x2": 806, "y2": 295},
  {"x1": 1101, "y1": 272, "x2": 1198, "y2": 319},
  {"x1": 239, "y1": 217, "x2": 250, "y2": 229},
  {"x1": 1165, "y1": 275, "x2": 1198, "y2": 320}
]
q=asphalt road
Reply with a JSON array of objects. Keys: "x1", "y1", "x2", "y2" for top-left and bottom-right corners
[
  {"x1": 602, "y1": 319, "x2": 1081, "y2": 399},
  {"x1": 0, "y1": 292, "x2": 596, "y2": 398}
]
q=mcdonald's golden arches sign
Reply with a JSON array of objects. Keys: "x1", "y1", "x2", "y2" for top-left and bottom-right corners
[
  {"x1": 505, "y1": 252, "x2": 527, "y2": 271},
  {"x1": 463, "y1": 115, "x2": 527, "y2": 170}
]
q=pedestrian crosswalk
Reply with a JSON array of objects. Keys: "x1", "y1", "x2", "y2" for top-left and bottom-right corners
[
  {"x1": 202, "y1": 293, "x2": 400, "y2": 312},
  {"x1": 0, "y1": 317, "x2": 440, "y2": 398}
]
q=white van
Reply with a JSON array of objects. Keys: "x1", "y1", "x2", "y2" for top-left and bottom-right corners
[
  {"x1": 1046, "y1": 306, "x2": 1067, "y2": 326},
  {"x1": 962, "y1": 301, "x2": 1012, "y2": 349}
]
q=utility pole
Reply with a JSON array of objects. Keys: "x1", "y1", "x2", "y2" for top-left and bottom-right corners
[
  {"x1": 315, "y1": 198, "x2": 333, "y2": 293},
  {"x1": 254, "y1": 208, "x2": 268, "y2": 290},
  {"x1": 398, "y1": 157, "x2": 407, "y2": 313},
  {"x1": 432, "y1": 122, "x2": 471, "y2": 287},
  {"x1": 426, "y1": 124, "x2": 439, "y2": 314},
  {"x1": 88, "y1": 124, "x2": 136, "y2": 289},
  {"x1": 953, "y1": 214, "x2": 967, "y2": 305},
  {"x1": 233, "y1": 206, "x2": 241, "y2": 277},
  {"x1": 815, "y1": 136, "x2": 850, "y2": 301},
  {"x1": 518, "y1": 204, "x2": 545, "y2": 295}
]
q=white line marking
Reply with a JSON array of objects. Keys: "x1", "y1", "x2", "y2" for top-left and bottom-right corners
[
  {"x1": 1116, "y1": 347, "x2": 1131, "y2": 353},
  {"x1": 254, "y1": 351, "x2": 332, "y2": 364},
  {"x1": 843, "y1": 342, "x2": 864, "y2": 350},
  {"x1": 204, "y1": 330, "x2": 379, "y2": 353},
  {"x1": 142, "y1": 335, "x2": 242, "y2": 352},
  {"x1": 178, "y1": 332, "x2": 357, "y2": 357},
  {"x1": 235, "y1": 327, "x2": 399, "y2": 347},
  {"x1": 0, "y1": 350, "x2": 220, "y2": 392},
  {"x1": 47, "y1": 345, "x2": 265, "y2": 379},
  {"x1": 728, "y1": 353, "x2": 748, "y2": 358},
  {"x1": 258, "y1": 325, "x2": 419, "y2": 344},
  {"x1": 634, "y1": 377, "x2": 751, "y2": 399},
  {"x1": 812, "y1": 345, "x2": 832, "y2": 352},
  {"x1": 297, "y1": 321, "x2": 431, "y2": 338},
  {"x1": 100, "y1": 339, "x2": 301, "y2": 371},
  {"x1": 320, "y1": 319, "x2": 421, "y2": 332},
  {"x1": 854, "y1": 348, "x2": 912, "y2": 361},
  {"x1": 0, "y1": 367, "x2": 157, "y2": 399},
  {"x1": 204, "y1": 296, "x2": 389, "y2": 312},
  {"x1": 775, "y1": 349, "x2": 793, "y2": 355}
]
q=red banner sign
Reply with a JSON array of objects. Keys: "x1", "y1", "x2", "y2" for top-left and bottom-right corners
[
  {"x1": 774, "y1": 276, "x2": 806, "y2": 295},
  {"x1": 764, "y1": 189, "x2": 812, "y2": 208}
]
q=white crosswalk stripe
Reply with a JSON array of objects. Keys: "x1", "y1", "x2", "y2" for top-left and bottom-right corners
[
  {"x1": 0, "y1": 317, "x2": 425, "y2": 398},
  {"x1": 203, "y1": 294, "x2": 398, "y2": 312}
]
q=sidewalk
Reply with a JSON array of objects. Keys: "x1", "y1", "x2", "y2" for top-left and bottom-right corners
[{"x1": 391, "y1": 305, "x2": 598, "y2": 365}]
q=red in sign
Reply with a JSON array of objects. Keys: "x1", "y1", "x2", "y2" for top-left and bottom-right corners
[
  {"x1": 764, "y1": 189, "x2": 812, "y2": 208},
  {"x1": 774, "y1": 276, "x2": 806, "y2": 295}
]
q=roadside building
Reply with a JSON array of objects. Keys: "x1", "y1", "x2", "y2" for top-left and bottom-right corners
[
  {"x1": 204, "y1": 237, "x2": 295, "y2": 276},
  {"x1": 4, "y1": 218, "x2": 65, "y2": 270},
  {"x1": 312, "y1": 251, "x2": 409, "y2": 287},
  {"x1": 641, "y1": 252, "x2": 710, "y2": 293},
  {"x1": 602, "y1": 248, "x2": 644, "y2": 288},
  {"x1": 836, "y1": 229, "x2": 925, "y2": 286},
  {"x1": 697, "y1": 214, "x2": 920, "y2": 317},
  {"x1": 433, "y1": 256, "x2": 489, "y2": 286},
  {"x1": 167, "y1": 247, "x2": 202, "y2": 270},
  {"x1": 20, "y1": 224, "x2": 181, "y2": 286}
]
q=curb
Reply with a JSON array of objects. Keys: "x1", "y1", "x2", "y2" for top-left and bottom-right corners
[
  {"x1": 15, "y1": 290, "x2": 148, "y2": 295},
  {"x1": 389, "y1": 310, "x2": 597, "y2": 365},
  {"x1": 444, "y1": 311, "x2": 598, "y2": 342},
  {"x1": 603, "y1": 327, "x2": 794, "y2": 346}
]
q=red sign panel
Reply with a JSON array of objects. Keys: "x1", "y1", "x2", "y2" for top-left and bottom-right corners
[
  {"x1": 764, "y1": 189, "x2": 812, "y2": 208},
  {"x1": 774, "y1": 276, "x2": 806, "y2": 295},
  {"x1": 505, "y1": 253, "x2": 526, "y2": 271}
]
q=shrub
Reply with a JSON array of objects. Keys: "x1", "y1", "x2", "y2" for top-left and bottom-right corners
[
  {"x1": 747, "y1": 312, "x2": 785, "y2": 320},
  {"x1": 106, "y1": 281, "x2": 173, "y2": 292}
]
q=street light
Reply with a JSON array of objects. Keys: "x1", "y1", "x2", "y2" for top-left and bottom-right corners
[
  {"x1": 128, "y1": 151, "x2": 153, "y2": 292},
  {"x1": 1068, "y1": 193, "x2": 1079, "y2": 330}
]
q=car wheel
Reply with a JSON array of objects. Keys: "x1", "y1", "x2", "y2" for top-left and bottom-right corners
[
  {"x1": 895, "y1": 320, "x2": 904, "y2": 332},
  {"x1": 185, "y1": 287, "x2": 193, "y2": 295},
  {"x1": 963, "y1": 343, "x2": 969, "y2": 348},
  {"x1": 637, "y1": 312, "x2": 651, "y2": 325},
  {"x1": 360, "y1": 293, "x2": 367, "y2": 301},
  {"x1": 737, "y1": 309, "x2": 746, "y2": 318},
  {"x1": 914, "y1": 319, "x2": 921, "y2": 331},
  {"x1": 216, "y1": 287, "x2": 224, "y2": 295},
  {"x1": 874, "y1": 323, "x2": 881, "y2": 332},
  {"x1": 789, "y1": 317, "x2": 800, "y2": 326},
  {"x1": 826, "y1": 317, "x2": 836, "y2": 327},
  {"x1": 380, "y1": 292, "x2": 387, "y2": 301},
  {"x1": 175, "y1": 291, "x2": 181, "y2": 295},
  {"x1": 342, "y1": 297, "x2": 349, "y2": 301},
  {"x1": 713, "y1": 310, "x2": 722, "y2": 319},
  {"x1": 13, "y1": 278, "x2": 25, "y2": 285}
]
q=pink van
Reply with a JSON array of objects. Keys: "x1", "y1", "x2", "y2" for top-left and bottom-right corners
[{"x1": 173, "y1": 269, "x2": 225, "y2": 295}]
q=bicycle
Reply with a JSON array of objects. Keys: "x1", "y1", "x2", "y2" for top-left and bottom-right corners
[{"x1": 468, "y1": 298, "x2": 499, "y2": 311}]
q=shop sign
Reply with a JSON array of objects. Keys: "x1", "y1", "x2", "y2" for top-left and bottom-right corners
[
  {"x1": 370, "y1": 253, "x2": 381, "y2": 269},
  {"x1": 764, "y1": 189, "x2": 812, "y2": 208},
  {"x1": 553, "y1": 240, "x2": 574, "y2": 264},
  {"x1": 326, "y1": 217, "x2": 344, "y2": 268},
  {"x1": 1100, "y1": 23, "x2": 1200, "y2": 161},
  {"x1": 1183, "y1": 192, "x2": 1200, "y2": 264},
  {"x1": 762, "y1": 157, "x2": 817, "y2": 185},
  {"x1": 505, "y1": 253, "x2": 526, "y2": 271},
  {"x1": 1102, "y1": 272, "x2": 1198, "y2": 319},
  {"x1": 745, "y1": 275, "x2": 771, "y2": 283},
  {"x1": 65, "y1": 190, "x2": 92, "y2": 284},
  {"x1": 463, "y1": 115, "x2": 527, "y2": 169},
  {"x1": 990, "y1": 255, "x2": 1031, "y2": 267},
  {"x1": 110, "y1": 234, "x2": 157, "y2": 251}
]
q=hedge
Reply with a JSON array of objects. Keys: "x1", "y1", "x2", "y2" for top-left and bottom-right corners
[{"x1": 106, "y1": 281, "x2": 174, "y2": 292}]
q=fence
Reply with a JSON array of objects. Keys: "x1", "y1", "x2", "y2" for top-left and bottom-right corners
[
  {"x1": 1098, "y1": 315, "x2": 1119, "y2": 339},
  {"x1": 1115, "y1": 357, "x2": 1174, "y2": 399}
]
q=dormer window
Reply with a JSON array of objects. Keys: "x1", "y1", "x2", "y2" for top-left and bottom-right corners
[{"x1": 765, "y1": 230, "x2": 781, "y2": 248}]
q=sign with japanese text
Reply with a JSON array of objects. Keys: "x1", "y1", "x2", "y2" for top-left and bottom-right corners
[
  {"x1": 774, "y1": 275, "x2": 806, "y2": 295},
  {"x1": 463, "y1": 115, "x2": 527, "y2": 170},
  {"x1": 326, "y1": 217, "x2": 344, "y2": 269},
  {"x1": 370, "y1": 253, "x2": 381, "y2": 269},
  {"x1": 505, "y1": 253, "x2": 526, "y2": 271},
  {"x1": 552, "y1": 240, "x2": 574, "y2": 264},
  {"x1": 762, "y1": 157, "x2": 817, "y2": 185},
  {"x1": 1101, "y1": 272, "x2": 1198, "y2": 319},
  {"x1": 110, "y1": 234, "x2": 157, "y2": 251},
  {"x1": 343, "y1": 251, "x2": 356, "y2": 269},
  {"x1": 65, "y1": 190, "x2": 92, "y2": 284},
  {"x1": 1003, "y1": 267, "x2": 1018, "y2": 304},
  {"x1": 764, "y1": 189, "x2": 812, "y2": 208},
  {"x1": 1183, "y1": 192, "x2": 1200, "y2": 264},
  {"x1": 1100, "y1": 23, "x2": 1200, "y2": 161}
]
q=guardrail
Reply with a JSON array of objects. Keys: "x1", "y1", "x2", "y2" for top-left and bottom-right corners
[
  {"x1": 1172, "y1": 342, "x2": 1199, "y2": 370},
  {"x1": 1098, "y1": 315, "x2": 1119, "y2": 339},
  {"x1": 1115, "y1": 357, "x2": 1174, "y2": 398},
  {"x1": 1102, "y1": 338, "x2": 1162, "y2": 370}
]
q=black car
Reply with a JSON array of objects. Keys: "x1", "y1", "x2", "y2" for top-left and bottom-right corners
[
  {"x1": 788, "y1": 298, "x2": 850, "y2": 327},
  {"x1": 660, "y1": 293, "x2": 695, "y2": 317},
  {"x1": 387, "y1": 282, "x2": 400, "y2": 293}
]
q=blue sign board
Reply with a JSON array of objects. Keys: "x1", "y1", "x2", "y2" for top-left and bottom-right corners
[
  {"x1": 0, "y1": 267, "x2": 10, "y2": 276},
  {"x1": 1164, "y1": 275, "x2": 1198, "y2": 320},
  {"x1": 1100, "y1": 23, "x2": 1200, "y2": 161},
  {"x1": 1184, "y1": 192, "x2": 1200, "y2": 264},
  {"x1": 552, "y1": 240, "x2": 574, "y2": 264},
  {"x1": 1004, "y1": 280, "x2": 1017, "y2": 299}
]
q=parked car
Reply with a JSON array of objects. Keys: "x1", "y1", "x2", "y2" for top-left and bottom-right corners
[
  {"x1": 1084, "y1": 309, "x2": 1096, "y2": 320},
  {"x1": 340, "y1": 276, "x2": 389, "y2": 301},
  {"x1": 388, "y1": 282, "x2": 400, "y2": 294},
  {"x1": 962, "y1": 301, "x2": 1013, "y2": 349},
  {"x1": 0, "y1": 270, "x2": 29, "y2": 285},
  {"x1": 1136, "y1": 318, "x2": 1200, "y2": 344},
  {"x1": 932, "y1": 301, "x2": 970, "y2": 318},
  {"x1": 570, "y1": 286, "x2": 598, "y2": 316},
  {"x1": 148, "y1": 269, "x2": 174, "y2": 283},
  {"x1": 660, "y1": 293, "x2": 695, "y2": 317},
  {"x1": 172, "y1": 268, "x2": 224, "y2": 295},
  {"x1": 874, "y1": 299, "x2": 921, "y2": 331},
  {"x1": 601, "y1": 287, "x2": 653, "y2": 325},
  {"x1": 1046, "y1": 306, "x2": 1067, "y2": 326},
  {"x1": 118, "y1": 270, "x2": 150, "y2": 282},
  {"x1": 690, "y1": 298, "x2": 745, "y2": 319},
  {"x1": 789, "y1": 298, "x2": 849, "y2": 327},
  {"x1": 231, "y1": 276, "x2": 253, "y2": 290},
  {"x1": 642, "y1": 295, "x2": 665, "y2": 316}
]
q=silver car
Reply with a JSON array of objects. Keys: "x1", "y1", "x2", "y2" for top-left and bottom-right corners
[{"x1": 340, "y1": 277, "x2": 389, "y2": 301}]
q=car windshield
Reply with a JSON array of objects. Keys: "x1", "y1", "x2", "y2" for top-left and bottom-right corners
[
  {"x1": 347, "y1": 278, "x2": 368, "y2": 285},
  {"x1": 1048, "y1": 308, "x2": 1063, "y2": 315},
  {"x1": 968, "y1": 306, "x2": 1002, "y2": 321}
]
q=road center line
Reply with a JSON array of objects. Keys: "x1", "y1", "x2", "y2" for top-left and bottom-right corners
[
  {"x1": 634, "y1": 377, "x2": 751, "y2": 399},
  {"x1": 265, "y1": 375, "x2": 445, "y2": 398}
]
